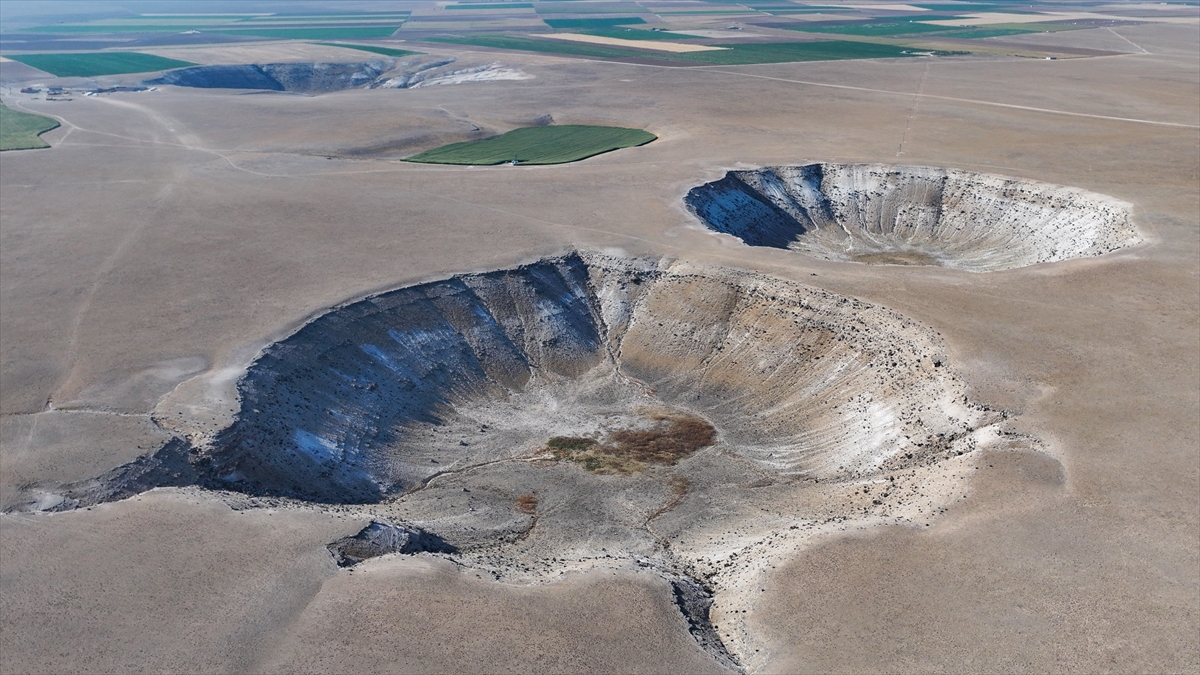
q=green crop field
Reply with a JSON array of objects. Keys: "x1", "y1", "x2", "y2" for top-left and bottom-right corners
[
  {"x1": 405, "y1": 125, "x2": 656, "y2": 165},
  {"x1": 7, "y1": 52, "x2": 195, "y2": 77},
  {"x1": 543, "y1": 17, "x2": 648, "y2": 29},
  {"x1": 0, "y1": 103, "x2": 60, "y2": 151},
  {"x1": 937, "y1": 26, "x2": 1041, "y2": 38},
  {"x1": 668, "y1": 40, "x2": 917, "y2": 64},
  {"x1": 314, "y1": 43, "x2": 422, "y2": 57}
]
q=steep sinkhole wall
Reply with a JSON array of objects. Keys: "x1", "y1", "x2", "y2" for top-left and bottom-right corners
[
  {"x1": 686, "y1": 163, "x2": 1141, "y2": 272},
  {"x1": 104, "y1": 252, "x2": 1000, "y2": 505},
  {"x1": 146, "y1": 60, "x2": 389, "y2": 93},
  {"x1": 143, "y1": 56, "x2": 525, "y2": 94}
]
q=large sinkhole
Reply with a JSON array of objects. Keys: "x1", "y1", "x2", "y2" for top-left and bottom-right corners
[
  {"x1": 686, "y1": 163, "x2": 1140, "y2": 272},
  {"x1": 52, "y1": 252, "x2": 1041, "y2": 668},
  {"x1": 116, "y1": 251, "x2": 1003, "y2": 506}
]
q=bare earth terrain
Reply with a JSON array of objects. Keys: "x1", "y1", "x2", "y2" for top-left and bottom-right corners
[{"x1": 1, "y1": 20, "x2": 1197, "y2": 675}]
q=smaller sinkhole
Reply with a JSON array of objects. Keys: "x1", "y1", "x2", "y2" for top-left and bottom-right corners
[{"x1": 686, "y1": 163, "x2": 1141, "y2": 272}]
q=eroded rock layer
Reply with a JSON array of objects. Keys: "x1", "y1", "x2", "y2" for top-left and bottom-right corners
[
  {"x1": 686, "y1": 163, "x2": 1140, "y2": 272},
  {"x1": 144, "y1": 57, "x2": 530, "y2": 94},
  {"x1": 193, "y1": 252, "x2": 996, "y2": 503}
]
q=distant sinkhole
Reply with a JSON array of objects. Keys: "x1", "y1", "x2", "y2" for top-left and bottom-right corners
[{"x1": 686, "y1": 163, "x2": 1141, "y2": 272}]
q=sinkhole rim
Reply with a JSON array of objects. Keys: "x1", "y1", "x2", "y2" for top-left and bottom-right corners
[
  {"x1": 685, "y1": 162, "x2": 1141, "y2": 273},
  {"x1": 40, "y1": 251, "x2": 1007, "y2": 515}
]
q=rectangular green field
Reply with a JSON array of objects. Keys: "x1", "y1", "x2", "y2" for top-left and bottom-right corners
[
  {"x1": 935, "y1": 26, "x2": 1042, "y2": 38},
  {"x1": 7, "y1": 52, "x2": 196, "y2": 77},
  {"x1": 212, "y1": 26, "x2": 403, "y2": 39},
  {"x1": 0, "y1": 103, "x2": 60, "y2": 151},
  {"x1": 313, "y1": 43, "x2": 423, "y2": 57},
  {"x1": 405, "y1": 125, "x2": 656, "y2": 165}
]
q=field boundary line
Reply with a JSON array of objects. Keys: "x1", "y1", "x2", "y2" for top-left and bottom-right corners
[
  {"x1": 1106, "y1": 27, "x2": 1150, "y2": 54},
  {"x1": 696, "y1": 68, "x2": 1199, "y2": 128}
]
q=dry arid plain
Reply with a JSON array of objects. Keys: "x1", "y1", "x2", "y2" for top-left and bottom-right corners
[{"x1": 1, "y1": 8, "x2": 1198, "y2": 675}]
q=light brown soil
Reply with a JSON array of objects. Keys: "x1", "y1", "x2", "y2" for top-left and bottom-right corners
[{"x1": 0, "y1": 17, "x2": 1196, "y2": 675}]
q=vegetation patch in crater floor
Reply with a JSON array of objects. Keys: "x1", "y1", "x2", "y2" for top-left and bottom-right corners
[
  {"x1": 0, "y1": 103, "x2": 59, "y2": 151},
  {"x1": 404, "y1": 124, "x2": 656, "y2": 165},
  {"x1": 7, "y1": 52, "x2": 195, "y2": 77},
  {"x1": 547, "y1": 414, "x2": 717, "y2": 474}
]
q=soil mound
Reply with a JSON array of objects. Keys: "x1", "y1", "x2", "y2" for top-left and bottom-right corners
[
  {"x1": 328, "y1": 520, "x2": 456, "y2": 567},
  {"x1": 686, "y1": 163, "x2": 1140, "y2": 272}
]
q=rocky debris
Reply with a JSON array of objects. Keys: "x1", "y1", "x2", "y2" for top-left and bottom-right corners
[
  {"x1": 24, "y1": 437, "x2": 200, "y2": 511},
  {"x1": 261, "y1": 60, "x2": 388, "y2": 93},
  {"x1": 396, "y1": 62, "x2": 532, "y2": 88},
  {"x1": 668, "y1": 574, "x2": 741, "y2": 671},
  {"x1": 327, "y1": 520, "x2": 457, "y2": 567},
  {"x1": 686, "y1": 163, "x2": 1140, "y2": 272},
  {"x1": 371, "y1": 57, "x2": 456, "y2": 88}
]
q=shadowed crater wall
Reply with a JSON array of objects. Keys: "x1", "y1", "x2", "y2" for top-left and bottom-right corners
[
  {"x1": 146, "y1": 61, "x2": 390, "y2": 93},
  {"x1": 144, "y1": 56, "x2": 528, "y2": 94},
  {"x1": 686, "y1": 163, "x2": 1140, "y2": 272}
]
